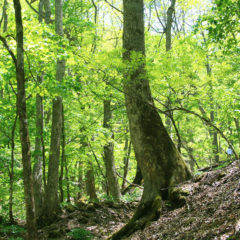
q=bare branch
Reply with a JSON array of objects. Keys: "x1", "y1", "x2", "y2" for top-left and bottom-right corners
[
  {"x1": 0, "y1": 35, "x2": 17, "y2": 67},
  {"x1": 25, "y1": 0, "x2": 38, "y2": 14},
  {"x1": 104, "y1": 0, "x2": 123, "y2": 14}
]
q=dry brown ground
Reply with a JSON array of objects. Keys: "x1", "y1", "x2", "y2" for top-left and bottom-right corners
[{"x1": 1, "y1": 160, "x2": 240, "y2": 240}]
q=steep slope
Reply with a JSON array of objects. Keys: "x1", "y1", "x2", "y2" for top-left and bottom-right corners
[{"x1": 130, "y1": 161, "x2": 240, "y2": 240}]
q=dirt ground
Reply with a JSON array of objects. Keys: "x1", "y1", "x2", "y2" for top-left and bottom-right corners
[{"x1": 1, "y1": 160, "x2": 240, "y2": 240}]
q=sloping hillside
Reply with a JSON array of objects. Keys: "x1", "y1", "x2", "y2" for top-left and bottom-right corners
[
  {"x1": 130, "y1": 160, "x2": 240, "y2": 240},
  {"x1": 1, "y1": 161, "x2": 239, "y2": 240}
]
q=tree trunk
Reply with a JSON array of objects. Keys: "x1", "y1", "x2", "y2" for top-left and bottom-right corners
[
  {"x1": 2, "y1": 0, "x2": 8, "y2": 32},
  {"x1": 38, "y1": 0, "x2": 44, "y2": 22},
  {"x1": 43, "y1": 0, "x2": 65, "y2": 224},
  {"x1": 59, "y1": 104, "x2": 65, "y2": 203},
  {"x1": 121, "y1": 133, "x2": 131, "y2": 191},
  {"x1": 65, "y1": 155, "x2": 71, "y2": 203},
  {"x1": 110, "y1": 0, "x2": 191, "y2": 238},
  {"x1": 77, "y1": 160, "x2": 84, "y2": 199},
  {"x1": 43, "y1": 0, "x2": 51, "y2": 24},
  {"x1": 9, "y1": 114, "x2": 17, "y2": 224},
  {"x1": 85, "y1": 161, "x2": 98, "y2": 201},
  {"x1": 44, "y1": 97, "x2": 62, "y2": 223},
  {"x1": 165, "y1": 0, "x2": 176, "y2": 51},
  {"x1": 13, "y1": 0, "x2": 38, "y2": 237},
  {"x1": 33, "y1": 75, "x2": 44, "y2": 225},
  {"x1": 234, "y1": 118, "x2": 240, "y2": 148},
  {"x1": 103, "y1": 100, "x2": 121, "y2": 201}
]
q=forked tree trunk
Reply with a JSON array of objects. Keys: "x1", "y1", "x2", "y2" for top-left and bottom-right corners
[
  {"x1": 13, "y1": 0, "x2": 38, "y2": 237},
  {"x1": 33, "y1": 75, "x2": 44, "y2": 225},
  {"x1": 43, "y1": 0, "x2": 65, "y2": 224},
  {"x1": 103, "y1": 100, "x2": 121, "y2": 201},
  {"x1": 109, "y1": 0, "x2": 191, "y2": 238}
]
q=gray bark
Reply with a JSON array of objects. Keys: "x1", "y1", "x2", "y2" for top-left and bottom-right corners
[
  {"x1": 38, "y1": 0, "x2": 44, "y2": 23},
  {"x1": 85, "y1": 161, "x2": 98, "y2": 200},
  {"x1": 165, "y1": 0, "x2": 176, "y2": 51},
  {"x1": 33, "y1": 76, "x2": 44, "y2": 225},
  {"x1": 123, "y1": 0, "x2": 191, "y2": 203},
  {"x1": 121, "y1": 132, "x2": 131, "y2": 191},
  {"x1": 9, "y1": 115, "x2": 17, "y2": 224},
  {"x1": 234, "y1": 118, "x2": 240, "y2": 148},
  {"x1": 103, "y1": 100, "x2": 121, "y2": 201},
  {"x1": 44, "y1": 0, "x2": 51, "y2": 24},
  {"x1": 59, "y1": 104, "x2": 65, "y2": 203},
  {"x1": 13, "y1": 0, "x2": 38, "y2": 237},
  {"x1": 3, "y1": 0, "x2": 8, "y2": 32},
  {"x1": 43, "y1": 0, "x2": 65, "y2": 224}
]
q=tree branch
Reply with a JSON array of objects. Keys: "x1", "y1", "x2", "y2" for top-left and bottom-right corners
[
  {"x1": 0, "y1": 35, "x2": 17, "y2": 67},
  {"x1": 104, "y1": 0, "x2": 123, "y2": 14},
  {"x1": 25, "y1": 0, "x2": 38, "y2": 14}
]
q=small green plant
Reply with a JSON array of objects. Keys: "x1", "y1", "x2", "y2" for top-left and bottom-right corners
[
  {"x1": 67, "y1": 228, "x2": 93, "y2": 240},
  {"x1": 0, "y1": 224, "x2": 26, "y2": 234}
]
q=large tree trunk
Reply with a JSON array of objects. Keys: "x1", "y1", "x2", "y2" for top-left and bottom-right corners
[
  {"x1": 13, "y1": 0, "x2": 38, "y2": 237},
  {"x1": 110, "y1": 0, "x2": 191, "y2": 238},
  {"x1": 43, "y1": 0, "x2": 65, "y2": 224},
  {"x1": 103, "y1": 100, "x2": 121, "y2": 201}
]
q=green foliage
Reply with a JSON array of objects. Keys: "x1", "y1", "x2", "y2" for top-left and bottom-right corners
[
  {"x1": 67, "y1": 228, "x2": 93, "y2": 240},
  {"x1": 0, "y1": 224, "x2": 26, "y2": 235}
]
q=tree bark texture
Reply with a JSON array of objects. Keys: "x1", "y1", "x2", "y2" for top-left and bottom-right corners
[
  {"x1": 103, "y1": 100, "x2": 121, "y2": 201},
  {"x1": 13, "y1": 0, "x2": 38, "y2": 237},
  {"x1": 121, "y1": 134, "x2": 131, "y2": 191},
  {"x1": 43, "y1": 0, "x2": 65, "y2": 224},
  {"x1": 43, "y1": 0, "x2": 51, "y2": 24},
  {"x1": 33, "y1": 75, "x2": 44, "y2": 225},
  {"x1": 165, "y1": 0, "x2": 176, "y2": 51},
  {"x1": 234, "y1": 118, "x2": 240, "y2": 148},
  {"x1": 110, "y1": 1, "x2": 192, "y2": 238},
  {"x1": 123, "y1": 0, "x2": 191, "y2": 204},
  {"x1": 59, "y1": 104, "x2": 65, "y2": 203},
  {"x1": 9, "y1": 114, "x2": 17, "y2": 223},
  {"x1": 44, "y1": 97, "x2": 62, "y2": 222},
  {"x1": 85, "y1": 161, "x2": 98, "y2": 200},
  {"x1": 2, "y1": 0, "x2": 8, "y2": 32}
]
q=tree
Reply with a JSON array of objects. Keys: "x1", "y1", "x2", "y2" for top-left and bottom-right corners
[
  {"x1": 110, "y1": 0, "x2": 191, "y2": 238},
  {"x1": 103, "y1": 99, "x2": 121, "y2": 200},
  {"x1": 43, "y1": 0, "x2": 66, "y2": 224},
  {"x1": 12, "y1": 0, "x2": 38, "y2": 237}
]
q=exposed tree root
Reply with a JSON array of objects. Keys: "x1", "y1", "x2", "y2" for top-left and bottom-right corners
[{"x1": 108, "y1": 195, "x2": 162, "y2": 240}]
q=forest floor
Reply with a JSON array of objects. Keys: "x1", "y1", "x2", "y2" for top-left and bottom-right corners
[{"x1": 0, "y1": 160, "x2": 240, "y2": 240}]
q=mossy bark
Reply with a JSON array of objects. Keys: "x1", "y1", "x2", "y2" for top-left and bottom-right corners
[{"x1": 109, "y1": 0, "x2": 192, "y2": 238}]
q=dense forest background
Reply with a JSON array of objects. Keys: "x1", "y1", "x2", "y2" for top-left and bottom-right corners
[{"x1": 0, "y1": 0, "x2": 239, "y2": 238}]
